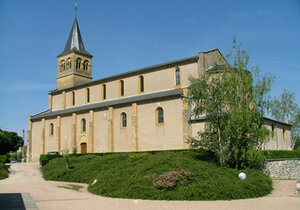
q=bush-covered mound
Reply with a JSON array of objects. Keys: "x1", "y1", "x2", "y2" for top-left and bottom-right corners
[
  {"x1": 0, "y1": 155, "x2": 8, "y2": 180},
  {"x1": 41, "y1": 150, "x2": 272, "y2": 201}
]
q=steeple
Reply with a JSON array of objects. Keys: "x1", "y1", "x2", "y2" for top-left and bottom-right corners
[
  {"x1": 58, "y1": 18, "x2": 92, "y2": 57},
  {"x1": 56, "y1": 15, "x2": 93, "y2": 90}
]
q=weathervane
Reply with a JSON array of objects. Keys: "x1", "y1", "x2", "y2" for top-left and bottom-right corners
[{"x1": 75, "y1": 2, "x2": 78, "y2": 18}]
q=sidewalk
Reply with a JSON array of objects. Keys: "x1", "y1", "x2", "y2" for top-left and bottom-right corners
[{"x1": 0, "y1": 163, "x2": 299, "y2": 210}]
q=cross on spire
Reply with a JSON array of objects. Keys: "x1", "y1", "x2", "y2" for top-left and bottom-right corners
[{"x1": 75, "y1": 2, "x2": 78, "y2": 18}]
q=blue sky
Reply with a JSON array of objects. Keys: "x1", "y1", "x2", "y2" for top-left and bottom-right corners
[{"x1": 0, "y1": 0, "x2": 299, "y2": 141}]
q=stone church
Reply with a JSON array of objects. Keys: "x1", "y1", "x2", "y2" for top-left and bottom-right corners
[{"x1": 27, "y1": 17, "x2": 292, "y2": 162}]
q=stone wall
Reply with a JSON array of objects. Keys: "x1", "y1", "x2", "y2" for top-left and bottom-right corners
[{"x1": 263, "y1": 159, "x2": 300, "y2": 180}]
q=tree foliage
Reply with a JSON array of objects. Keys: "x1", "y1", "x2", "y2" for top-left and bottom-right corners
[
  {"x1": 269, "y1": 89, "x2": 300, "y2": 149},
  {"x1": 0, "y1": 129, "x2": 23, "y2": 154},
  {"x1": 188, "y1": 39, "x2": 273, "y2": 169}
]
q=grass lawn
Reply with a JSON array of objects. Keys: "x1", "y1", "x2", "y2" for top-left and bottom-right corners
[{"x1": 41, "y1": 149, "x2": 272, "y2": 200}]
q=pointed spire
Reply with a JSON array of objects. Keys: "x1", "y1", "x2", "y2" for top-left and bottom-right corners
[{"x1": 59, "y1": 17, "x2": 91, "y2": 57}]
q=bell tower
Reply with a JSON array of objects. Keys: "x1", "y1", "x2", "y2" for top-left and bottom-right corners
[{"x1": 56, "y1": 17, "x2": 93, "y2": 89}]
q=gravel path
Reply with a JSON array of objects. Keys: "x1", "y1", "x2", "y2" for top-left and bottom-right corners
[{"x1": 0, "y1": 163, "x2": 299, "y2": 210}]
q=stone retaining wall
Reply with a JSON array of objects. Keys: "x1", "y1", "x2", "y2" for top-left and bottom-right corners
[{"x1": 263, "y1": 159, "x2": 300, "y2": 180}]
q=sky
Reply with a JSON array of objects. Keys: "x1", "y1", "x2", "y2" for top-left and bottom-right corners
[{"x1": 0, "y1": 0, "x2": 299, "y2": 142}]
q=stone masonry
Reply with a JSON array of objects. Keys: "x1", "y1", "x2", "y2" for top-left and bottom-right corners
[{"x1": 263, "y1": 159, "x2": 300, "y2": 180}]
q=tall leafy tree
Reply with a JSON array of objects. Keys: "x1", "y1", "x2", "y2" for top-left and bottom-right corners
[
  {"x1": 188, "y1": 39, "x2": 273, "y2": 169},
  {"x1": 0, "y1": 129, "x2": 23, "y2": 154},
  {"x1": 269, "y1": 90, "x2": 300, "y2": 149}
]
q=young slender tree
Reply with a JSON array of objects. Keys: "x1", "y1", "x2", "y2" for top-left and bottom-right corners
[{"x1": 188, "y1": 39, "x2": 273, "y2": 169}]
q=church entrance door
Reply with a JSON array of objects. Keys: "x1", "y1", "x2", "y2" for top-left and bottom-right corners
[{"x1": 81, "y1": 143, "x2": 87, "y2": 154}]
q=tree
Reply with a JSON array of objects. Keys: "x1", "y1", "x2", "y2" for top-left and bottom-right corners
[
  {"x1": 0, "y1": 129, "x2": 23, "y2": 154},
  {"x1": 269, "y1": 89, "x2": 300, "y2": 149},
  {"x1": 188, "y1": 39, "x2": 273, "y2": 169}
]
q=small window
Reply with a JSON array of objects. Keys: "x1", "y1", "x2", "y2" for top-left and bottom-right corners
[
  {"x1": 121, "y1": 113, "x2": 127, "y2": 128},
  {"x1": 139, "y1": 75, "x2": 144, "y2": 93},
  {"x1": 72, "y1": 91, "x2": 75, "y2": 106},
  {"x1": 86, "y1": 88, "x2": 90, "y2": 103},
  {"x1": 102, "y1": 84, "x2": 106, "y2": 100},
  {"x1": 50, "y1": 123, "x2": 54, "y2": 136},
  {"x1": 76, "y1": 58, "x2": 81, "y2": 70},
  {"x1": 83, "y1": 60, "x2": 89, "y2": 71},
  {"x1": 67, "y1": 58, "x2": 71, "y2": 70},
  {"x1": 156, "y1": 107, "x2": 164, "y2": 124},
  {"x1": 175, "y1": 68, "x2": 180, "y2": 86},
  {"x1": 61, "y1": 60, "x2": 65, "y2": 71},
  {"x1": 82, "y1": 119, "x2": 86, "y2": 132},
  {"x1": 119, "y1": 80, "x2": 124, "y2": 96}
]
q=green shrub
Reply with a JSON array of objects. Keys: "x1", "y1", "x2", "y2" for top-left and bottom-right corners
[
  {"x1": 41, "y1": 150, "x2": 272, "y2": 200},
  {"x1": 40, "y1": 154, "x2": 62, "y2": 166},
  {"x1": 0, "y1": 155, "x2": 8, "y2": 164},
  {"x1": 0, "y1": 155, "x2": 8, "y2": 180},
  {"x1": 264, "y1": 150, "x2": 300, "y2": 159},
  {"x1": 128, "y1": 153, "x2": 150, "y2": 160}
]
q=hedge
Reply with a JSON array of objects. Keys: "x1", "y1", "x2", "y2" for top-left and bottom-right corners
[
  {"x1": 264, "y1": 150, "x2": 300, "y2": 159},
  {"x1": 40, "y1": 154, "x2": 62, "y2": 166}
]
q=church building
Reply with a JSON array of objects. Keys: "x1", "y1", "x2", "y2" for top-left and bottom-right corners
[{"x1": 27, "y1": 17, "x2": 292, "y2": 162}]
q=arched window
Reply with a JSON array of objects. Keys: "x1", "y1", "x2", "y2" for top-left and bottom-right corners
[
  {"x1": 50, "y1": 123, "x2": 54, "y2": 135},
  {"x1": 119, "y1": 80, "x2": 124, "y2": 96},
  {"x1": 67, "y1": 58, "x2": 71, "y2": 70},
  {"x1": 102, "y1": 84, "x2": 106, "y2": 100},
  {"x1": 61, "y1": 60, "x2": 65, "y2": 71},
  {"x1": 156, "y1": 107, "x2": 164, "y2": 124},
  {"x1": 139, "y1": 75, "x2": 144, "y2": 93},
  {"x1": 175, "y1": 68, "x2": 180, "y2": 86},
  {"x1": 72, "y1": 91, "x2": 75, "y2": 106},
  {"x1": 81, "y1": 119, "x2": 86, "y2": 132},
  {"x1": 86, "y1": 88, "x2": 90, "y2": 103},
  {"x1": 76, "y1": 58, "x2": 81, "y2": 70},
  {"x1": 83, "y1": 60, "x2": 89, "y2": 71},
  {"x1": 121, "y1": 112, "x2": 127, "y2": 128}
]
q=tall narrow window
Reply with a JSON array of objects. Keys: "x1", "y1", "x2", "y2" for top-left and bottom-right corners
[
  {"x1": 76, "y1": 58, "x2": 81, "y2": 70},
  {"x1": 50, "y1": 123, "x2": 54, "y2": 136},
  {"x1": 72, "y1": 91, "x2": 75, "y2": 106},
  {"x1": 61, "y1": 60, "x2": 65, "y2": 71},
  {"x1": 175, "y1": 68, "x2": 180, "y2": 86},
  {"x1": 102, "y1": 84, "x2": 106, "y2": 100},
  {"x1": 83, "y1": 60, "x2": 89, "y2": 71},
  {"x1": 121, "y1": 113, "x2": 127, "y2": 128},
  {"x1": 119, "y1": 80, "x2": 124, "y2": 96},
  {"x1": 82, "y1": 119, "x2": 86, "y2": 132},
  {"x1": 156, "y1": 107, "x2": 164, "y2": 124},
  {"x1": 67, "y1": 58, "x2": 71, "y2": 70},
  {"x1": 139, "y1": 75, "x2": 144, "y2": 93},
  {"x1": 86, "y1": 88, "x2": 90, "y2": 103}
]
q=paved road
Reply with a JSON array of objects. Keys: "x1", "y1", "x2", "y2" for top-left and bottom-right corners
[{"x1": 0, "y1": 163, "x2": 299, "y2": 210}]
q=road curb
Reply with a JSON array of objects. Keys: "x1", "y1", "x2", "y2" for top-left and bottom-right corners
[{"x1": 22, "y1": 193, "x2": 39, "y2": 210}]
